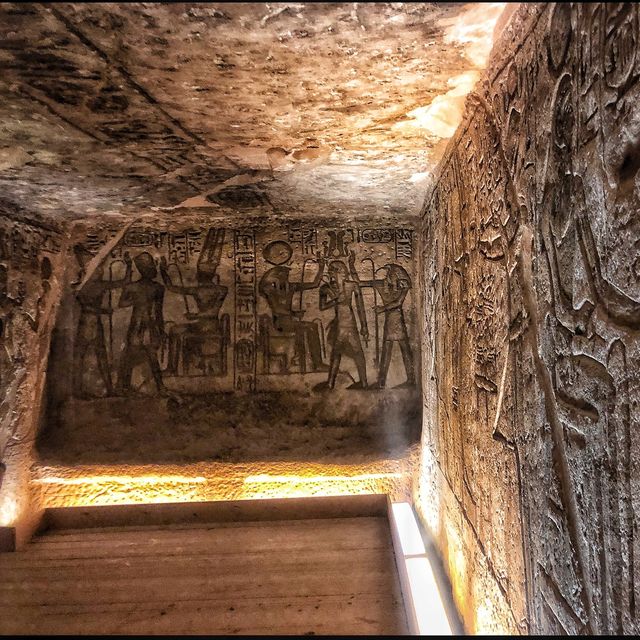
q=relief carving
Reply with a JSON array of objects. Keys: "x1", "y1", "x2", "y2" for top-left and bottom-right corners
[
  {"x1": 45, "y1": 217, "x2": 421, "y2": 467},
  {"x1": 0, "y1": 216, "x2": 61, "y2": 465},
  {"x1": 420, "y1": 3, "x2": 639, "y2": 634}
]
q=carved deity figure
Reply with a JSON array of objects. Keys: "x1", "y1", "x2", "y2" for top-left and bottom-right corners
[
  {"x1": 72, "y1": 247, "x2": 131, "y2": 398},
  {"x1": 116, "y1": 251, "x2": 167, "y2": 395},
  {"x1": 159, "y1": 228, "x2": 230, "y2": 376},
  {"x1": 258, "y1": 257, "x2": 327, "y2": 372},
  {"x1": 316, "y1": 260, "x2": 368, "y2": 389},
  {"x1": 349, "y1": 252, "x2": 415, "y2": 388}
]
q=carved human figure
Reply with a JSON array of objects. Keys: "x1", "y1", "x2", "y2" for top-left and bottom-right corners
[
  {"x1": 72, "y1": 247, "x2": 132, "y2": 398},
  {"x1": 24, "y1": 256, "x2": 52, "y2": 333},
  {"x1": 116, "y1": 251, "x2": 167, "y2": 395},
  {"x1": 258, "y1": 256, "x2": 327, "y2": 372},
  {"x1": 349, "y1": 252, "x2": 415, "y2": 388},
  {"x1": 316, "y1": 260, "x2": 368, "y2": 389},
  {"x1": 159, "y1": 229, "x2": 230, "y2": 375},
  {"x1": 0, "y1": 264, "x2": 25, "y2": 391}
]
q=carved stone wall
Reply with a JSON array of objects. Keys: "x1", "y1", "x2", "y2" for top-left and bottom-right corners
[
  {"x1": 39, "y1": 213, "x2": 421, "y2": 466},
  {"x1": 0, "y1": 208, "x2": 65, "y2": 530},
  {"x1": 417, "y1": 3, "x2": 640, "y2": 634}
]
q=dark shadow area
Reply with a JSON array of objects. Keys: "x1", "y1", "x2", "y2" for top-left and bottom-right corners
[{"x1": 37, "y1": 389, "x2": 421, "y2": 465}]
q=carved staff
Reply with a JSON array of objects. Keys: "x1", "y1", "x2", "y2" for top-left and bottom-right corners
[
  {"x1": 160, "y1": 320, "x2": 175, "y2": 369},
  {"x1": 310, "y1": 317, "x2": 326, "y2": 361},
  {"x1": 361, "y1": 257, "x2": 379, "y2": 367},
  {"x1": 107, "y1": 263, "x2": 113, "y2": 367},
  {"x1": 298, "y1": 257, "x2": 318, "y2": 312},
  {"x1": 170, "y1": 262, "x2": 193, "y2": 316},
  {"x1": 107, "y1": 259, "x2": 126, "y2": 367}
]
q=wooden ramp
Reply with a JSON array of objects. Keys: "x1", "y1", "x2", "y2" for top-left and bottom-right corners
[{"x1": 0, "y1": 495, "x2": 410, "y2": 635}]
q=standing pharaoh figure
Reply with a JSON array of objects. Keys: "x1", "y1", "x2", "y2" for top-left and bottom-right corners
[
  {"x1": 316, "y1": 259, "x2": 368, "y2": 390},
  {"x1": 348, "y1": 252, "x2": 415, "y2": 388},
  {"x1": 72, "y1": 246, "x2": 132, "y2": 398},
  {"x1": 116, "y1": 251, "x2": 167, "y2": 395},
  {"x1": 159, "y1": 228, "x2": 230, "y2": 375}
]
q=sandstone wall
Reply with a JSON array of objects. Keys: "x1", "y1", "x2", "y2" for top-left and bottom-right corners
[
  {"x1": 0, "y1": 207, "x2": 65, "y2": 534},
  {"x1": 417, "y1": 3, "x2": 640, "y2": 634},
  {"x1": 39, "y1": 212, "x2": 421, "y2": 467}
]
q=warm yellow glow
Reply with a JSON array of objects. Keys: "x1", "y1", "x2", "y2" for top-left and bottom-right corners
[
  {"x1": 32, "y1": 460, "x2": 413, "y2": 508},
  {"x1": 392, "y1": 2, "x2": 506, "y2": 140},
  {"x1": 240, "y1": 471, "x2": 404, "y2": 500},
  {"x1": 416, "y1": 445, "x2": 441, "y2": 535},
  {"x1": 36, "y1": 474, "x2": 208, "y2": 485},
  {"x1": 393, "y1": 72, "x2": 480, "y2": 139},
  {"x1": 415, "y1": 446, "x2": 472, "y2": 629},
  {"x1": 444, "y1": 517, "x2": 468, "y2": 612},
  {"x1": 244, "y1": 472, "x2": 401, "y2": 484},
  {"x1": 0, "y1": 465, "x2": 26, "y2": 527},
  {"x1": 32, "y1": 473, "x2": 209, "y2": 506},
  {"x1": 443, "y1": 3, "x2": 507, "y2": 67},
  {"x1": 472, "y1": 590, "x2": 513, "y2": 635},
  {"x1": 415, "y1": 454, "x2": 519, "y2": 634},
  {"x1": 0, "y1": 496, "x2": 18, "y2": 526}
]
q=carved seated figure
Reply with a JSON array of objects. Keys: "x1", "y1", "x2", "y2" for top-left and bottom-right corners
[
  {"x1": 257, "y1": 312, "x2": 306, "y2": 374},
  {"x1": 181, "y1": 313, "x2": 230, "y2": 376},
  {"x1": 159, "y1": 252, "x2": 230, "y2": 377},
  {"x1": 257, "y1": 264, "x2": 327, "y2": 374}
]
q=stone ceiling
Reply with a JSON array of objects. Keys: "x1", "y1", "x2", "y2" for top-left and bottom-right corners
[{"x1": 0, "y1": 2, "x2": 506, "y2": 223}]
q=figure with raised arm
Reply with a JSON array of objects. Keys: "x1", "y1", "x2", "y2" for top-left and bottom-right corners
[
  {"x1": 348, "y1": 250, "x2": 415, "y2": 388},
  {"x1": 316, "y1": 259, "x2": 368, "y2": 390},
  {"x1": 258, "y1": 254, "x2": 327, "y2": 372},
  {"x1": 72, "y1": 247, "x2": 132, "y2": 398}
]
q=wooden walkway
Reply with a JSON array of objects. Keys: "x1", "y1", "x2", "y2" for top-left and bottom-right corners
[{"x1": 0, "y1": 500, "x2": 409, "y2": 635}]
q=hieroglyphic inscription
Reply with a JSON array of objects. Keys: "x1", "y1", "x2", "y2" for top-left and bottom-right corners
[
  {"x1": 169, "y1": 231, "x2": 189, "y2": 264},
  {"x1": 288, "y1": 224, "x2": 317, "y2": 255},
  {"x1": 234, "y1": 231, "x2": 256, "y2": 391},
  {"x1": 360, "y1": 228, "x2": 394, "y2": 243},
  {"x1": 395, "y1": 228, "x2": 413, "y2": 261}
]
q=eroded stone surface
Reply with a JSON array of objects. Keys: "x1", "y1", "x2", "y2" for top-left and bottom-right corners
[
  {"x1": 0, "y1": 2, "x2": 504, "y2": 219},
  {"x1": 0, "y1": 211, "x2": 67, "y2": 528},
  {"x1": 417, "y1": 3, "x2": 640, "y2": 634},
  {"x1": 32, "y1": 450, "x2": 419, "y2": 508}
]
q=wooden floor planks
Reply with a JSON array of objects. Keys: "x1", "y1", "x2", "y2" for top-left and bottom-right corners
[{"x1": 0, "y1": 513, "x2": 409, "y2": 635}]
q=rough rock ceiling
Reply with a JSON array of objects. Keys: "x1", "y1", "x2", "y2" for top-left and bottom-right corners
[{"x1": 0, "y1": 2, "x2": 506, "y2": 222}]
